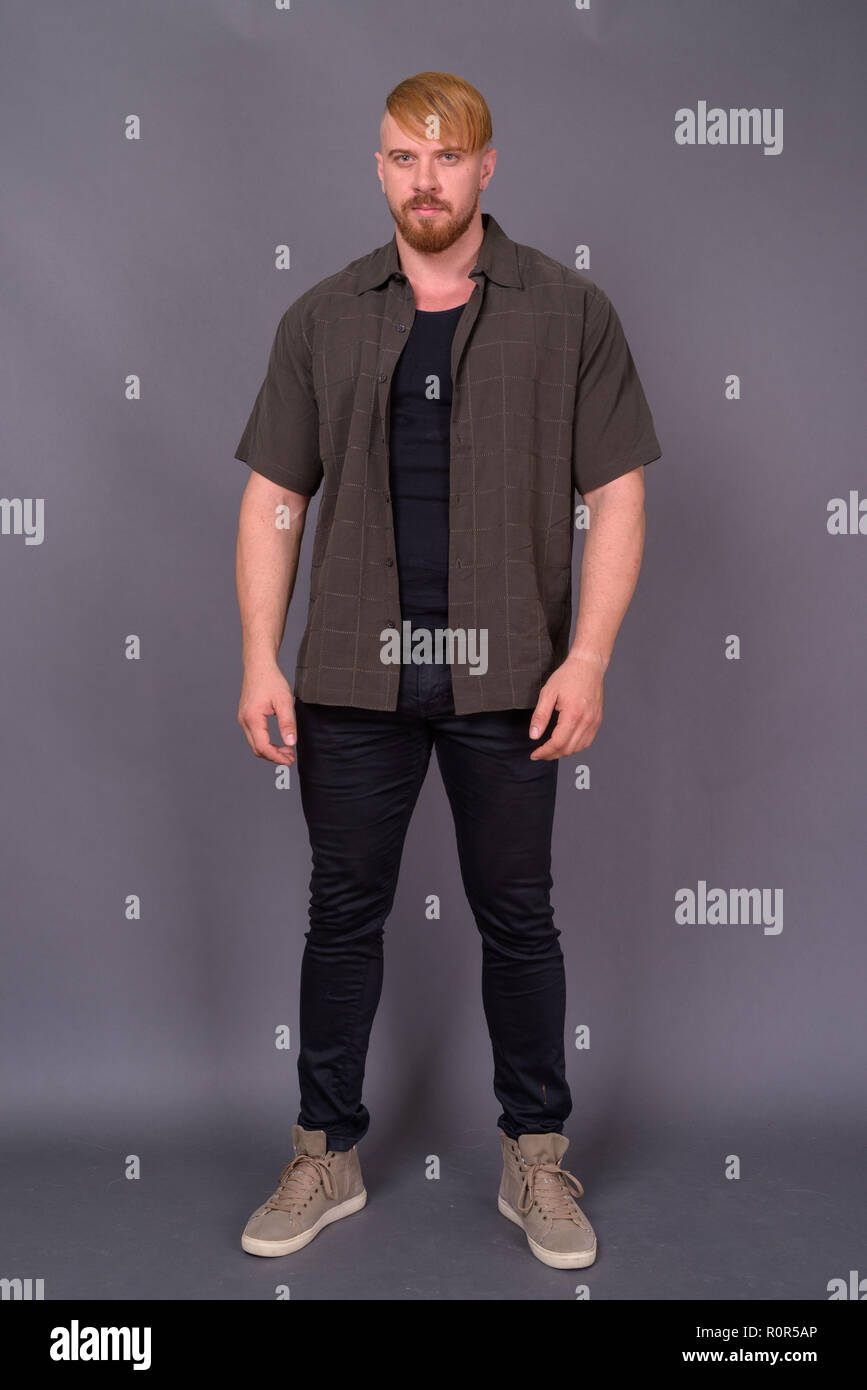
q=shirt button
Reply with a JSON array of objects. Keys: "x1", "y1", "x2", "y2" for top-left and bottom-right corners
[
  {"x1": 385, "y1": 557, "x2": 393, "y2": 566},
  {"x1": 378, "y1": 374, "x2": 387, "y2": 382},
  {"x1": 385, "y1": 492, "x2": 391, "y2": 504},
  {"x1": 396, "y1": 324, "x2": 406, "y2": 332},
  {"x1": 454, "y1": 494, "x2": 461, "y2": 505}
]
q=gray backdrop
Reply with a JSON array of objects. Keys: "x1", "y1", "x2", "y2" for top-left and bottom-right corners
[{"x1": 2, "y1": 0, "x2": 865, "y2": 1301}]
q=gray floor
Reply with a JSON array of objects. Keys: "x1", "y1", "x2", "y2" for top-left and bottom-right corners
[{"x1": 3, "y1": 1108, "x2": 862, "y2": 1300}]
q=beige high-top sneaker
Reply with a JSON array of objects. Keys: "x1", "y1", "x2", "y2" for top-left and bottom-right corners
[
  {"x1": 498, "y1": 1131, "x2": 597, "y2": 1269},
  {"x1": 241, "y1": 1124, "x2": 367, "y2": 1256}
]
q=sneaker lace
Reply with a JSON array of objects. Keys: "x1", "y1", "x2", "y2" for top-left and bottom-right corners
[
  {"x1": 517, "y1": 1160, "x2": 586, "y2": 1222},
  {"x1": 263, "y1": 1153, "x2": 337, "y2": 1214}
]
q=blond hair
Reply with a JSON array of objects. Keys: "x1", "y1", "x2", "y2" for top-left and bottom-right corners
[{"x1": 383, "y1": 72, "x2": 493, "y2": 153}]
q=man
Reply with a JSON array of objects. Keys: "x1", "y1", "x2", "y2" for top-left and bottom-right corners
[{"x1": 232, "y1": 71, "x2": 661, "y2": 1271}]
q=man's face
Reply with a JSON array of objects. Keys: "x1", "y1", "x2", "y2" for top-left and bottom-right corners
[{"x1": 376, "y1": 111, "x2": 496, "y2": 253}]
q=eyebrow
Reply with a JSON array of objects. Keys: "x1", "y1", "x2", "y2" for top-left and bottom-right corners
[{"x1": 386, "y1": 146, "x2": 466, "y2": 156}]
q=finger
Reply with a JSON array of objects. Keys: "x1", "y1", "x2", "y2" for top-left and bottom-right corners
[
  {"x1": 244, "y1": 708, "x2": 292, "y2": 765},
  {"x1": 530, "y1": 713, "x2": 580, "y2": 761},
  {"x1": 529, "y1": 689, "x2": 557, "y2": 740},
  {"x1": 554, "y1": 711, "x2": 602, "y2": 759},
  {"x1": 274, "y1": 690, "x2": 297, "y2": 749},
  {"x1": 572, "y1": 715, "x2": 602, "y2": 754},
  {"x1": 237, "y1": 710, "x2": 260, "y2": 757}
]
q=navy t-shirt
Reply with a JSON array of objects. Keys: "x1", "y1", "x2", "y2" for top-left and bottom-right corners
[{"x1": 388, "y1": 306, "x2": 464, "y2": 622}]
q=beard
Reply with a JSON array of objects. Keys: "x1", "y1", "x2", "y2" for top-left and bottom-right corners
[{"x1": 388, "y1": 187, "x2": 480, "y2": 253}]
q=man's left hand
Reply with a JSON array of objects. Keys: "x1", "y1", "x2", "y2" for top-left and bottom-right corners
[{"x1": 528, "y1": 652, "x2": 605, "y2": 761}]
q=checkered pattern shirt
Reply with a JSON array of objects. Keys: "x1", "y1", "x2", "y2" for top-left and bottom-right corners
[{"x1": 234, "y1": 212, "x2": 662, "y2": 713}]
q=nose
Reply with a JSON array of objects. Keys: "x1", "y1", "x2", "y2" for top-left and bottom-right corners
[{"x1": 413, "y1": 164, "x2": 441, "y2": 193}]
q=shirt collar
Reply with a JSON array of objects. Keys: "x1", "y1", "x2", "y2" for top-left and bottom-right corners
[{"x1": 353, "y1": 211, "x2": 523, "y2": 294}]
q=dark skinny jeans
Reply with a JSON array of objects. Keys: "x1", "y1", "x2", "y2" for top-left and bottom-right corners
[{"x1": 292, "y1": 639, "x2": 571, "y2": 1150}]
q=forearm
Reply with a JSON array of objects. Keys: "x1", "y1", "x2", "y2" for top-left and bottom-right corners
[
  {"x1": 236, "y1": 477, "x2": 308, "y2": 670},
  {"x1": 568, "y1": 475, "x2": 646, "y2": 675}
]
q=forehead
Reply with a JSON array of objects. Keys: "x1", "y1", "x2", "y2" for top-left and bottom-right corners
[{"x1": 379, "y1": 111, "x2": 464, "y2": 154}]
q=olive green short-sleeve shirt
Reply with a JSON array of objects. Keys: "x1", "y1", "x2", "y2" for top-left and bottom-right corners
[{"x1": 234, "y1": 212, "x2": 662, "y2": 714}]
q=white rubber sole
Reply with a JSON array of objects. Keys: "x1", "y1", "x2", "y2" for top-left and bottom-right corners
[
  {"x1": 498, "y1": 1193, "x2": 597, "y2": 1269},
  {"x1": 241, "y1": 1188, "x2": 368, "y2": 1257}
]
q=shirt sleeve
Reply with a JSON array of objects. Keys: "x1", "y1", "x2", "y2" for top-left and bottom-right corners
[
  {"x1": 572, "y1": 287, "x2": 662, "y2": 496},
  {"x1": 233, "y1": 298, "x2": 324, "y2": 496}
]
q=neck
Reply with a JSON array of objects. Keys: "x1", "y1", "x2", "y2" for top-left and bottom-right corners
[{"x1": 394, "y1": 211, "x2": 485, "y2": 294}]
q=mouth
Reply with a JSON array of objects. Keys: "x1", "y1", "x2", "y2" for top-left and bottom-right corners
[{"x1": 412, "y1": 205, "x2": 446, "y2": 214}]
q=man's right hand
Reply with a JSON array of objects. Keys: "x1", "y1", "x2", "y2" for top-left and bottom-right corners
[{"x1": 237, "y1": 662, "x2": 297, "y2": 766}]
